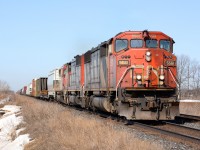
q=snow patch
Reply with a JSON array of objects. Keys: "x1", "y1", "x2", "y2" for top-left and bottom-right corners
[
  {"x1": 0, "y1": 105, "x2": 30, "y2": 150},
  {"x1": 179, "y1": 99, "x2": 200, "y2": 103},
  {"x1": 0, "y1": 97, "x2": 11, "y2": 104},
  {"x1": 1, "y1": 134, "x2": 30, "y2": 150}
]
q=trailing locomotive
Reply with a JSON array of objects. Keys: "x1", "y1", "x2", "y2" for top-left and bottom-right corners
[{"x1": 21, "y1": 30, "x2": 179, "y2": 120}]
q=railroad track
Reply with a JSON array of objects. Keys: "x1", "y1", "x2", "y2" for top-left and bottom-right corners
[
  {"x1": 160, "y1": 121, "x2": 200, "y2": 143},
  {"x1": 122, "y1": 121, "x2": 200, "y2": 145},
  {"x1": 94, "y1": 112, "x2": 200, "y2": 145},
  {"x1": 89, "y1": 113, "x2": 200, "y2": 145},
  {"x1": 178, "y1": 114, "x2": 200, "y2": 121}
]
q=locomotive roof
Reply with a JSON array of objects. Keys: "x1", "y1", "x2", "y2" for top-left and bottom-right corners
[
  {"x1": 115, "y1": 30, "x2": 173, "y2": 39},
  {"x1": 65, "y1": 30, "x2": 174, "y2": 65}
]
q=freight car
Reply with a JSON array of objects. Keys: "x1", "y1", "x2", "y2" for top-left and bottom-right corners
[
  {"x1": 21, "y1": 30, "x2": 180, "y2": 120},
  {"x1": 31, "y1": 78, "x2": 48, "y2": 99},
  {"x1": 48, "y1": 69, "x2": 62, "y2": 100},
  {"x1": 25, "y1": 83, "x2": 32, "y2": 96}
]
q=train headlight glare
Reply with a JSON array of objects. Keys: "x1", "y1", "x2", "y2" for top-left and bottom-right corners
[
  {"x1": 146, "y1": 51, "x2": 151, "y2": 56},
  {"x1": 159, "y1": 75, "x2": 165, "y2": 80},
  {"x1": 136, "y1": 75, "x2": 142, "y2": 80},
  {"x1": 145, "y1": 51, "x2": 151, "y2": 62},
  {"x1": 159, "y1": 81, "x2": 164, "y2": 85}
]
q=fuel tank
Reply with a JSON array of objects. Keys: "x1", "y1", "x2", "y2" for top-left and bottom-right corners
[
  {"x1": 69, "y1": 95, "x2": 81, "y2": 106},
  {"x1": 91, "y1": 97, "x2": 111, "y2": 112}
]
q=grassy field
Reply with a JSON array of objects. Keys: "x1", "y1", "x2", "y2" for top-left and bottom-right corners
[{"x1": 9, "y1": 95, "x2": 161, "y2": 150}]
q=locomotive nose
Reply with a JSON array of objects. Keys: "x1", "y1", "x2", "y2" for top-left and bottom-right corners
[{"x1": 128, "y1": 49, "x2": 171, "y2": 87}]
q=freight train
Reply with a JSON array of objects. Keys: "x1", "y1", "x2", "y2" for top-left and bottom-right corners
[{"x1": 20, "y1": 30, "x2": 179, "y2": 120}]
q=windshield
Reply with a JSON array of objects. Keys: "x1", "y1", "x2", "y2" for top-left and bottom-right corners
[
  {"x1": 115, "y1": 39, "x2": 128, "y2": 52},
  {"x1": 160, "y1": 40, "x2": 170, "y2": 51},
  {"x1": 146, "y1": 39, "x2": 158, "y2": 48},
  {"x1": 131, "y1": 39, "x2": 143, "y2": 48}
]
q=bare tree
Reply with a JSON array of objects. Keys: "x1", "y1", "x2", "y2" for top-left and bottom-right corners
[
  {"x1": 177, "y1": 55, "x2": 190, "y2": 99},
  {"x1": 0, "y1": 80, "x2": 10, "y2": 93},
  {"x1": 190, "y1": 61, "x2": 198, "y2": 88},
  {"x1": 177, "y1": 55, "x2": 200, "y2": 99},
  {"x1": 197, "y1": 66, "x2": 200, "y2": 90},
  {"x1": 191, "y1": 63, "x2": 200, "y2": 98}
]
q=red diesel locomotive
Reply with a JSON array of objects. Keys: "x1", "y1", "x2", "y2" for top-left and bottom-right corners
[
  {"x1": 22, "y1": 30, "x2": 179, "y2": 120},
  {"x1": 54, "y1": 30, "x2": 179, "y2": 120}
]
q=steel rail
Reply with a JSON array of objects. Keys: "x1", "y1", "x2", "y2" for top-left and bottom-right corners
[
  {"x1": 163, "y1": 121, "x2": 200, "y2": 132},
  {"x1": 127, "y1": 122, "x2": 200, "y2": 145},
  {"x1": 179, "y1": 114, "x2": 200, "y2": 121}
]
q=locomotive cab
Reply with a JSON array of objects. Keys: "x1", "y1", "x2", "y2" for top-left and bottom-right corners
[{"x1": 112, "y1": 30, "x2": 179, "y2": 120}]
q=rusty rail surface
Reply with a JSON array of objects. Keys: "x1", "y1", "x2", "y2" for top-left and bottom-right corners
[
  {"x1": 163, "y1": 121, "x2": 200, "y2": 132},
  {"x1": 179, "y1": 114, "x2": 200, "y2": 121},
  {"x1": 126, "y1": 121, "x2": 200, "y2": 145}
]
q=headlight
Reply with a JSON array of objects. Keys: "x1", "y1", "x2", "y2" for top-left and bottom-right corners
[
  {"x1": 159, "y1": 81, "x2": 164, "y2": 85},
  {"x1": 159, "y1": 75, "x2": 165, "y2": 80},
  {"x1": 136, "y1": 75, "x2": 142, "y2": 80},
  {"x1": 146, "y1": 51, "x2": 151, "y2": 56},
  {"x1": 146, "y1": 56, "x2": 151, "y2": 62},
  {"x1": 145, "y1": 51, "x2": 151, "y2": 62}
]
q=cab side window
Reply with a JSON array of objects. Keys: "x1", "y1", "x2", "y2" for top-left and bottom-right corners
[
  {"x1": 160, "y1": 40, "x2": 170, "y2": 51},
  {"x1": 115, "y1": 39, "x2": 128, "y2": 52}
]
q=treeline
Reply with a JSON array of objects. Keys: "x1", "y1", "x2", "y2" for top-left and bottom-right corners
[
  {"x1": 0, "y1": 80, "x2": 10, "y2": 92},
  {"x1": 177, "y1": 55, "x2": 200, "y2": 99},
  {"x1": 0, "y1": 80, "x2": 12, "y2": 99}
]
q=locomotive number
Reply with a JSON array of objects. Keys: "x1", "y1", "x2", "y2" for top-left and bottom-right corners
[
  {"x1": 165, "y1": 60, "x2": 176, "y2": 66},
  {"x1": 118, "y1": 60, "x2": 129, "y2": 66}
]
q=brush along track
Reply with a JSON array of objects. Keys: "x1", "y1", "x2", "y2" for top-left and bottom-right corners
[
  {"x1": 24, "y1": 96, "x2": 200, "y2": 146},
  {"x1": 73, "y1": 107, "x2": 200, "y2": 145},
  {"x1": 70, "y1": 105, "x2": 200, "y2": 145}
]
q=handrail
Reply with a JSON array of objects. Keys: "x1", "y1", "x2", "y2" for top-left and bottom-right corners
[
  {"x1": 168, "y1": 68, "x2": 179, "y2": 88},
  {"x1": 115, "y1": 65, "x2": 135, "y2": 100},
  {"x1": 115, "y1": 67, "x2": 179, "y2": 101}
]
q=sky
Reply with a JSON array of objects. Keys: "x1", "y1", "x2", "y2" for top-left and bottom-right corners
[{"x1": 0, "y1": 0, "x2": 200, "y2": 91}]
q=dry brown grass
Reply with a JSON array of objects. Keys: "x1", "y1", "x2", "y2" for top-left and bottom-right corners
[
  {"x1": 11, "y1": 95, "x2": 162, "y2": 150},
  {"x1": 0, "y1": 92, "x2": 7, "y2": 99},
  {"x1": 180, "y1": 102, "x2": 200, "y2": 116},
  {"x1": 0, "y1": 92, "x2": 15, "y2": 108}
]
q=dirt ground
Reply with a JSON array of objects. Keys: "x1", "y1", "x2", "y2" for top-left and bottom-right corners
[{"x1": 179, "y1": 101, "x2": 200, "y2": 116}]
